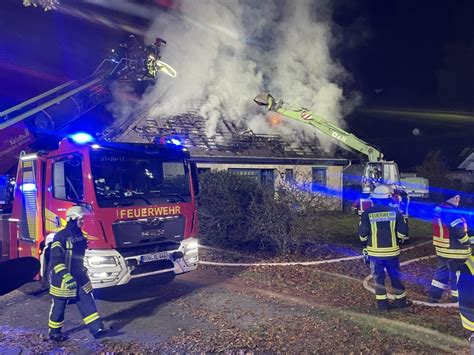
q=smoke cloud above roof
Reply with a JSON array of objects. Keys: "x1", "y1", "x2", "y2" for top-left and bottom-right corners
[{"x1": 114, "y1": 0, "x2": 362, "y2": 152}]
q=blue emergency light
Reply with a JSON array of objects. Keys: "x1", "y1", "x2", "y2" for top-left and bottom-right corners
[
  {"x1": 170, "y1": 138, "x2": 182, "y2": 146},
  {"x1": 70, "y1": 132, "x2": 94, "y2": 144}
]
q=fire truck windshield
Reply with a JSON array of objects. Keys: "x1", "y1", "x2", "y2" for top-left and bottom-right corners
[{"x1": 90, "y1": 150, "x2": 191, "y2": 208}]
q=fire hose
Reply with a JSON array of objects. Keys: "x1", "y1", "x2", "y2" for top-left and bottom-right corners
[{"x1": 200, "y1": 241, "x2": 458, "y2": 308}]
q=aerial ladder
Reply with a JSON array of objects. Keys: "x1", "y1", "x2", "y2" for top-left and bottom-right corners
[
  {"x1": 254, "y1": 93, "x2": 409, "y2": 215},
  {"x1": 0, "y1": 35, "x2": 176, "y2": 174}
]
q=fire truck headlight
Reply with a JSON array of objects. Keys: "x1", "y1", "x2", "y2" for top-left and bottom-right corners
[
  {"x1": 85, "y1": 256, "x2": 117, "y2": 268},
  {"x1": 184, "y1": 239, "x2": 198, "y2": 254},
  {"x1": 183, "y1": 239, "x2": 198, "y2": 264}
]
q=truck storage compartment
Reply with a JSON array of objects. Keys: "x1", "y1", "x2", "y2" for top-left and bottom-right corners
[{"x1": 0, "y1": 215, "x2": 10, "y2": 261}]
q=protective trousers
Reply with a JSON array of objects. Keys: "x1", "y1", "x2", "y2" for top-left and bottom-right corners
[
  {"x1": 48, "y1": 287, "x2": 103, "y2": 335},
  {"x1": 370, "y1": 257, "x2": 407, "y2": 310},
  {"x1": 428, "y1": 257, "x2": 466, "y2": 302}
]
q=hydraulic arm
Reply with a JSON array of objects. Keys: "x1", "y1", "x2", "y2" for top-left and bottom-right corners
[
  {"x1": 0, "y1": 36, "x2": 175, "y2": 132},
  {"x1": 0, "y1": 35, "x2": 176, "y2": 174},
  {"x1": 253, "y1": 93, "x2": 383, "y2": 162}
]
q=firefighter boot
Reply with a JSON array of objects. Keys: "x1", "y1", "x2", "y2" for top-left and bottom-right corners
[
  {"x1": 394, "y1": 297, "x2": 412, "y2": 309},
  {"x1": 49, "y1": 330, "x2": 68, "y2": 342},
  {"x1": 377, "y1": 299, "x2": 391, "y2": 311},
  {"x1": 93, "y1": 327, "x2": 111, "y2": 339}
]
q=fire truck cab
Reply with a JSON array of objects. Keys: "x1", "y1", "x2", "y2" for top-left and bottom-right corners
[{"x1": 2, "y1": 134, "x2": 199, "y2": 288}]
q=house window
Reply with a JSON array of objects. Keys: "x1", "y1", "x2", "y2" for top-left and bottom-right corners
[
  {"x1": 228, "y1": 168, "x2": 261, "y2": 183},
  {"x1": 228, "y1": 168, "x2": 275, "y2": 187},
  {"x1": 285, "y1": 169, "x2": 294, "y2": 182},
  {"x1": 312, "y1": 167, "x2": 327, "y2": 192},
  {"x1": 261, "y1": 169, "x2": 275, "y2": 187}
]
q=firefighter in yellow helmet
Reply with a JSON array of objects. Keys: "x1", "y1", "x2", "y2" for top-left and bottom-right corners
[
  {"x1": 359, "y1": 185, "x2": 410, "y2": 310},
  {"x1": 48, "y1": 206, "x2": 109, "y2": 341}
]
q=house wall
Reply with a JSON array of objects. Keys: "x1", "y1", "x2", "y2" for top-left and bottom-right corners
[
  {"x1": 447, "y1": 170, "x2": 474, "y2": 184},
  {"x1": 195, "y1": 162, "x2": 344, "y2": 210}
]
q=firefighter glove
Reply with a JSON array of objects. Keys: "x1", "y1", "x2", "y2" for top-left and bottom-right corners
[
  {"x1": 399, "y1": 235, "x2": 410, "y2": 245},
  {"x1": 62, "y1": 273, "x2": 77, "y2": 290},
  {"x1": 362, "y1": 248, "x2": 370, "y2": 266}
]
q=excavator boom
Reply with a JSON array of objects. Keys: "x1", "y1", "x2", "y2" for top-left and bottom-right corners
[
  {"x1": 254, "y1": 93, "x2": 383, "y2": 162},
  {"x1": 254, "y1": 92, "x2": 405, "y2": 199}
]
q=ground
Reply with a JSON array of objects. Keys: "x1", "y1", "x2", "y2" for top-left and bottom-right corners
[{"x1": 0, "y1": 217, "x2": 471, "y2": 353}]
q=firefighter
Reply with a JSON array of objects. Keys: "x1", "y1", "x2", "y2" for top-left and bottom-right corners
[
  {"x1": 389, "y1": 184, "x2": 410, "y2": 219},
  {"x1": 427, "y1": 191, "x2": 471, "y2": 303},
  {"x1": 389, "y1": 184, "x2": 410, "y2": 246},
  {"x1": 48, "y1": 206, "x2": 109, "y2": 341},
  {"x1": 457, "y1": 238, "x2": 474, "y2": 351},
  {"x1": 359, "y1": 185, "x2": 410, "y2": 311}
]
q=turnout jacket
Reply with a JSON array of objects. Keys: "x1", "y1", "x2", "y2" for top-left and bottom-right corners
[
  {"x1": 432, "y1": 202, "x2": 471, "y2": 259},
  {"x1": 359, "y1": 202, "x2": 409, "y2": 258},
  {"x1": 49, "y1": 222, "x2": 93, "y2": 299},
  {"x1": 457, "y1": 255, "x2": 474, "y2": 331}
]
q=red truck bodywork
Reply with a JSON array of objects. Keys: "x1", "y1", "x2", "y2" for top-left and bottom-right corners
[{"x1": 2, "y1": 137, "x2": 199, "y2": 288}]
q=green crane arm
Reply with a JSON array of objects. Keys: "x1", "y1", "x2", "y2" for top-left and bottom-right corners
[{"x1": 254, "y1": 93, "x2": 383, "y2": 162}]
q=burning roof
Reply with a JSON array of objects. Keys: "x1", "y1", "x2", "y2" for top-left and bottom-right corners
[{"x1": 104, "y1": 113, "x2": 355, "y2": 160}]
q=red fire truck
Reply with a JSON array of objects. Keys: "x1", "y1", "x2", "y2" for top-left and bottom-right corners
[
  {"x1": 0, "y1": 36, "x2": 199, "y2": 288},
  {"x1": 1, "y1": 133, "x2": 199, "y2": 288}
]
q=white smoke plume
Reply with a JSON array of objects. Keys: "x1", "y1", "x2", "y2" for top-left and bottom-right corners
[{"x1": 110, "y1": 0, "x2": 361, "y2": 152}]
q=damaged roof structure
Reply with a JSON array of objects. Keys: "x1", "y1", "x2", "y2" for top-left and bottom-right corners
[{"x1": 104, "y1": 113, "x2": 357, "y2": 211}]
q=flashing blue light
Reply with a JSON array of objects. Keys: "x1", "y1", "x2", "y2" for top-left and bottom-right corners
[
  {"x1": 170, "y1": 138, "x2": 182, "y2": 146},
  {"x1": 70, "y1": 132, "x2": 94, "y2": 144},
  {"x1": 20, "y1": 183, "x2": 37, "y2": 192}
]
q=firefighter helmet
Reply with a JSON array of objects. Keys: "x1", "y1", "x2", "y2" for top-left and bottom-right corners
[
  {"x1": 362, "y1": 186, "x2": 371, "y2": 194},
  {"x1": 371, "y1": 185, "x2": 390, "y2": 199},
  {"x1": 66, "y1": 206, "x2": 89, "y2": 221}
]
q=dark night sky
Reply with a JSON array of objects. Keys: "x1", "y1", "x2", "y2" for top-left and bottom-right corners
[
  {"x1": 1, "y1": 0, "x2": 473, "y2": 170},
  {"x1": 336, "y1": 0, "x2": 474, "y2": 169}
]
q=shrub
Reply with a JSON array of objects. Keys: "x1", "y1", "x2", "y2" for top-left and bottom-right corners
[
  {"x1": 197, "y1": 171, "x2": 263, "y2": 250},
  {"x1": 197, "y1": 171, "x2": 339, "y2": 255}
]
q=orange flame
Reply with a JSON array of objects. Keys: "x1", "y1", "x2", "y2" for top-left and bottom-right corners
[{"x1": 267, "y1": 114, "x2": 282, "y2": 126}]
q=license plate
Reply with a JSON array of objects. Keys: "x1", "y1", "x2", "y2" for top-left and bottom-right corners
[{"x1": 141, "y1": 251, "x2": 168, "y2": 263}]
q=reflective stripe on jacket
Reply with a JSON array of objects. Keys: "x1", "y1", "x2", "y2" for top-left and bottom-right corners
[
  {"x1": 49, "y1": 225, "x2": 91, "y2": 299},
  {"x1": 432, "y1": 203, "x2": 471, "y2": 259},
  {"x1": 457, "y1": 255, "x2": 474, "y2": 331},
  {"x1": 359, "y1": 202, "x2": 408, "y2": 258}
]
